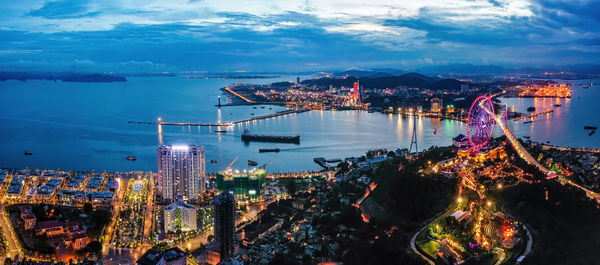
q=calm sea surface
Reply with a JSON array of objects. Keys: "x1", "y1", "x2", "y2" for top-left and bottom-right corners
[{"x1": 0, "y1": 77, "x2": 597, "y2": 173}]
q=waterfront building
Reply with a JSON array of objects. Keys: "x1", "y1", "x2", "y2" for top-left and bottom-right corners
[
  {"x1": 214, "y1": 192, "x2": 236, "y2": 261},
  {"x1": 431, "y1": 98, "x2": 443, "y2": 113},
  {"x1": 216, "y1": 168, "x2": 266, "y2": 200},
  {"x1": 164, "y1": 197, "x2": 197, "y2": 232},
  {"x1": 158, "y1": 145, "x2": 206, "y2": 203}
]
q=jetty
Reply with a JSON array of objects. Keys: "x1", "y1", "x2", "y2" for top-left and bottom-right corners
[{"x1": 128, "y1": 109, "x2": 308, "y2": 127}]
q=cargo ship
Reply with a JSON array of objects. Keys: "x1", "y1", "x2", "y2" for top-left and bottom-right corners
[
  {"x1": 241, "y1": 129, "x2": 300, "y2": 144},
  {"x1": 259, "y1": 148, "x2": 280, "y2": 153}
]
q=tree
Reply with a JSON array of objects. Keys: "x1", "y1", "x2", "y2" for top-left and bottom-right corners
[
  {"x1": 85, "y1": 241, "x2": 102, "y2": 254},
  {"x1": 286, "y1": 181, "x2": 297, "y2": 196},
  {"x1": 84, "y1": 203, "x2": 93, "y2": 215}
]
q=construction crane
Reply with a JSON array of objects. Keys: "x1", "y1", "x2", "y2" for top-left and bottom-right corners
[
  {"x1": 226, "y1": 157, "x2": 238, "y2": 170},
  {"x1": 259, "y1": 158, "x2": 279, "y2": 169}
]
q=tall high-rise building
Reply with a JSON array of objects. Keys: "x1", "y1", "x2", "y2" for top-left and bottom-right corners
[
  {"x1": 214, "y1": 192, "x2": 236, "y2": 261},
  {"x1": 353, "y1": 81, "x2": 360, "y2": 103},
  {"x1": 158, "y1": 145, "x2": 205, "y2": 203},
  {"x1": 164, "y1": 197, "x2": 197, "y2": 232}
]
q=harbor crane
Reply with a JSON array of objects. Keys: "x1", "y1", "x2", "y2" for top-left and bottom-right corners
[
  {"x1": 259, "y1": 158, "x2": 279, "y2": 169},
  {"x1": 226, "y1": 157, "x2": 238, "y2": 170}
]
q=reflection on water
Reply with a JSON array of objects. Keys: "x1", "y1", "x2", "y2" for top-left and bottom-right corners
[
  {"x1": 501, "y1": 79, "x2": 599, "y2": 149},
  {"x1": 0, "y1": 77, "x2": 597, "y2": 173}
]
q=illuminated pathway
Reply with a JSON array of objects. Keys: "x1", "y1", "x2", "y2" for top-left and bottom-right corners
[{"x1": 223, "y1": 86, "x2": 256, "y2": 103}]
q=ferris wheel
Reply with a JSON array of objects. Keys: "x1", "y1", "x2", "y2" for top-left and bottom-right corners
[{"x1": 466, "y1": 95, "x2": 496, "y2": 149}]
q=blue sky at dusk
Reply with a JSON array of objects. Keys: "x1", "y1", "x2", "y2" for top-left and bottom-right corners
[{"x1": 0, "y1": 0, "x2": 599, "y2": 72}]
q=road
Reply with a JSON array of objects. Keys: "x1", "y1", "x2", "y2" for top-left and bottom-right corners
[
  {"x1": 409, "y1": 224, "x2": 435, "y2": 265},
  {"x1": 517, "y1": 224, "x2": 533, "y2": 263},
  {"x1": 0, "y1": 205, "x2": 24, "y2": 259},
  {"x1": 491, "y1": 108, "x2": 600, "y2": 202}
]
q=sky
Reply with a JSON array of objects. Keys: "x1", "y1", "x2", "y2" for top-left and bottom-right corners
[{"x1": 0, "y1": 0, "x2": 599, "y2": 72}]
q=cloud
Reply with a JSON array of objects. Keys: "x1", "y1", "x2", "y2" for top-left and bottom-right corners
[
  {"x1": 28, "y1": 0, "x2": 99, "y2": 19},
  {"x1": 0, "y1": 0, "x2": 597, "y2": 71}
]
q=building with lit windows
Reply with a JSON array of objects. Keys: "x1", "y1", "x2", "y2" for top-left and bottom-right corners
[
  {"x1": 164, "y1": 198, "x2": 197, "y2": 232},
  {"x1": 158, "y1": 145, "x2": 205, "y2": 203},
  {"x1": 215, "y1": 168, "x2": 266, "y2": 200},
  {"x1": 431, "y1": 98, "x2": 443, "y2": 113}
]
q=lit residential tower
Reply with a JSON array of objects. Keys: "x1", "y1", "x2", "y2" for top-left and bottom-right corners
[{"x1": 158, "y1": 145, "x2": 205, "y2": 203}]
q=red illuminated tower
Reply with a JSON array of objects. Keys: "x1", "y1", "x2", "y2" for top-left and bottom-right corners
[{"x1": 353, "y1": 81, "x2": 360, "y2": 102}]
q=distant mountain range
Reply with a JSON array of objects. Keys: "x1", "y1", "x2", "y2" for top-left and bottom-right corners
[
  {"x1": 334, "y1": 63, "x2": 600, "y2": 76},
  {"x1": 0, "y1": 72, "x2": 127, "y2": 82},
  {"x1": 303, "y1": 72, "x2": 465, "y2": 90}
]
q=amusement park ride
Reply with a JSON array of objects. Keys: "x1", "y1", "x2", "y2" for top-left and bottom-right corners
[{"x1": 466, "y1": 95, "x2": 501, "y2": 150}]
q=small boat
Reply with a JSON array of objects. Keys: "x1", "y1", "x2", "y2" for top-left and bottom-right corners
[
  {"x1": 210, "y1": 160, "x2": 218, "y2": 164},
  {"x1": 584, "y1": 126, "x2": 598, "y2": 130},
  {"x1": 214, "y1": 130, "x2": 228, "y2": 133},
  {"x1": 260, "y1": 106, "x2": 265, "y2": 109},
  {"x1": 527, "y1": 107, "x2": 536, "y2": 112},
  {"x1": 24, "y1": 150, "x2": 33, "y2": 156},
  {"x1": 259, "y1": 148, "x2": 280, "y2": 153},
  {"x1": 251, "y1": 113, "x2": 255, "y2": 115},
  {"x1": 523, "y1": 121, "x2": 533, "y2": 124},
  {"x1": 554, "y1": 104, "x2": 561, "y2": 107},
  {"x1": 248, "y1": 160, "x2": 258, "y2": 166},
  {"x1": 253, "y1": 107, "x2": 257, "y2": 109},
  {"x1": 268, "y1": 107, "x2": 272, "y2": 110},
  {"x1": 524, "y1": 136, "x2": 530, "y2": 139},
  {"x1": 546, "y1": 141, "x2": 551, "y2": 144},
  {"x1": 433, "y1": 129, "x2": 438, "y2": 135},
  {"x1": 125, "y1": 156, "x2": 136, "y2": 161}
]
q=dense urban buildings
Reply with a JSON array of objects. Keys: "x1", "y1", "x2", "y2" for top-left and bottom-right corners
[{"x1": 157, "y1": 145, "x2": 206, "y2": 203}]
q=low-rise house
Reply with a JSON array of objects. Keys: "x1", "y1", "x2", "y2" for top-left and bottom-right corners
[
  {"x1": 19, "y1": 206, "x2": 36, "y2": 230},
  {"x1": 36, "y1": 220, "x2": 64, "y2": 237}
]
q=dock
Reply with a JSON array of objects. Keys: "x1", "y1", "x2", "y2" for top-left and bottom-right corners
[{"x1": 128, "y1": 109, "x2": 309, "y2": 127}]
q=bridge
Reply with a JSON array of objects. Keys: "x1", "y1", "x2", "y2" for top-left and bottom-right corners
[{"x1": 483, "y1": 101, "x2": 600, "y2": 202}]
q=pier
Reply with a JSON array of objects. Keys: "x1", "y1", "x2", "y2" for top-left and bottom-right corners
[
  {"x1": 514, "y1": 109, "x2": 554, "y2": 122},
  {"x1": 128, "y1": 109, "x2": 309, "y2": 127},
  {"x1": 207, "y1": 170, "x2": 326, "y2": 180}
]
